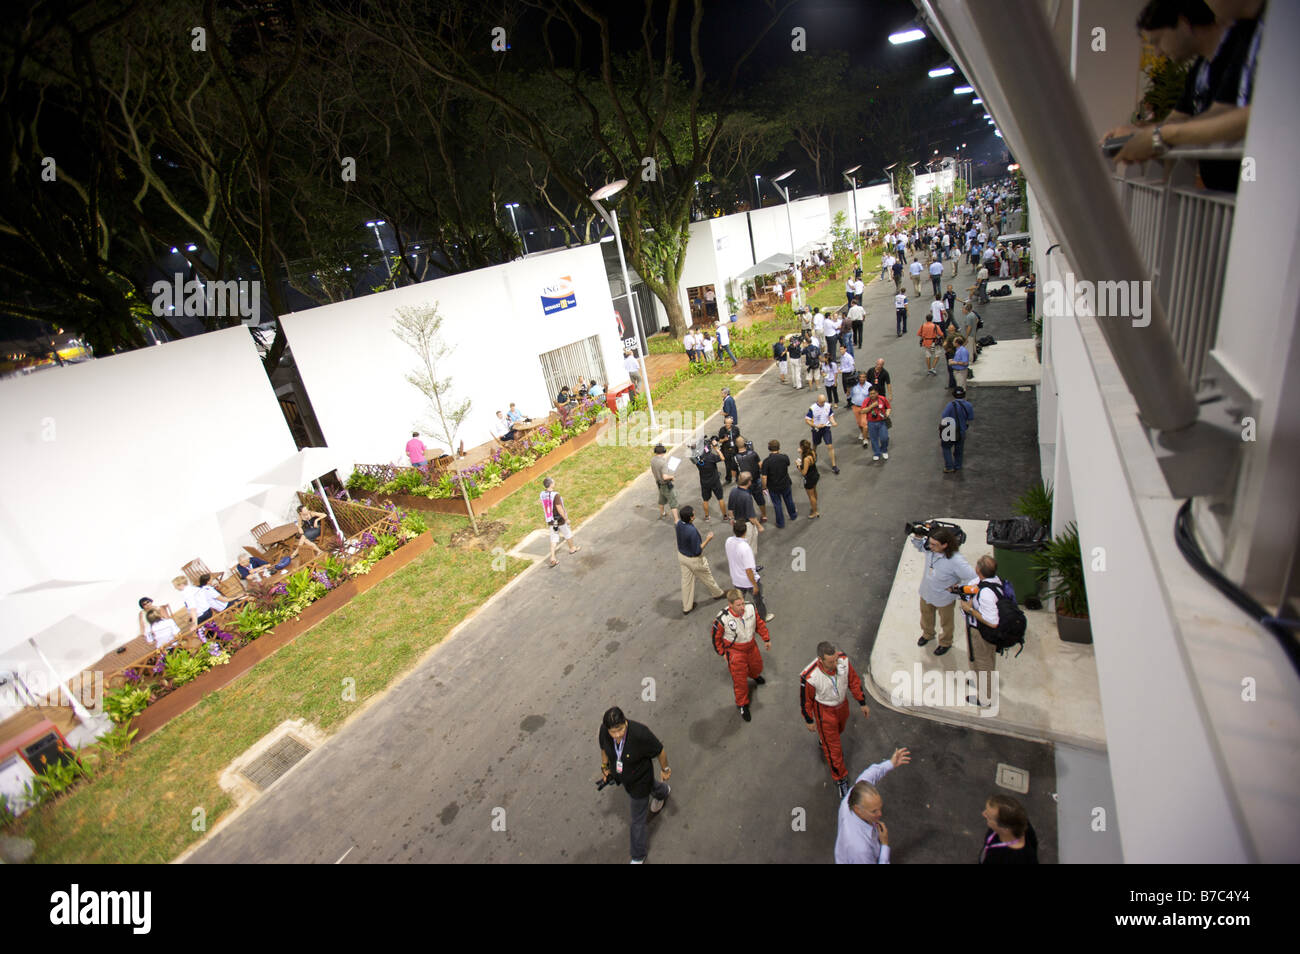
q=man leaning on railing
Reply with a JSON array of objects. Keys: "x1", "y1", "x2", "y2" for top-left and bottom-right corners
[{"x1": 1103, "y1": 0, "x2": 1264, "y2": 192}]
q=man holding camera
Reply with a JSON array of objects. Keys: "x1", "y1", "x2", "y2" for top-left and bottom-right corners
[
  {"x1": 540, "y1": 476, "x2": 580, "y2": 567},
  {"x1": 694, "y1": 436, "x2": 727, "y2": 523},
  {"x1": 598, "y1": 707, "x2": 671, "y2": 864},
  {"x1": 911, "y1": 524, "x2": 975, "y2": 656}
]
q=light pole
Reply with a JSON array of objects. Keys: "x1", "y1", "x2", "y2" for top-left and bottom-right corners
[
  {"x1": 590, "y1": 180, "x2": 657, "y2": 432},
  {"x1": 908, "y1": 161, "x2": 920, "y2": 221},
  {"x1": 766, "y1": 168, "x2": 800, "y2": 307},
  {"x1": 884, "y1": 162, "x2": 899, "y2": 213},
  {"x1": 365, "y1": 220, "x2": 392, "y2": 279},
  {"x1": 504, "y1": 203, "x2": 527, "y2": 255},
  {"x1": 843, "y1": 164, "x2": 863, "y2": 270},
  {"x1": 753, "y1": 173, "x2": 761, "y2": 209}
]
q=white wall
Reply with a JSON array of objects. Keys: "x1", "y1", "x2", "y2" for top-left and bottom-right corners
[
  {"x1": 749, "y1": 196, "x2": 831, "y2": 262},
  {"x1": 283, "y1": 243, "x2": 624, "y2": 469},
  {"x1": 680, "y1": 215, "x2": 758, "y2": 325},
  {"x1": 828, "y1": 185, "x2": 896, "y2": 234},
  {"x1": 0, "y1": 327, "x2": 299, "y2": 681}
]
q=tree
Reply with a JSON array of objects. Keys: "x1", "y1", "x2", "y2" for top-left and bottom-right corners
[
  {"x1": 393, "y1": 302, "x2": 478, "y2": 534},
  {"x1": 758, "y1": 53, "x2": 855, "y2": 194},
  {"x1": 331, "y1": 0, "x2": 796, "y2": 339},
  {"x1": 0, "y1": 0, "x2": 184, "y2": 352}
]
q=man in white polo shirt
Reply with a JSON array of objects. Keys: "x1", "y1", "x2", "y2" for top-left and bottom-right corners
[
  {"x1": 894, "y1": 288, "x2": 908, "y2": 338},
  {"x1": 909, "y1": 257, "x2": 923, "y2": 296},
  {"x1": 623, "y1": 349, "x2": 642, "y2": 395},
  {"x1": 804, "y1": 393, "x2": 840, "y2": 475},
  {"x1": 682, "y1": 329, "x2": 697, "y2": 363},
  {"x1": 852, "y1": 275, "x2": 865, "y2": 306},
  {"x1": 715, "y1": 319, "x2": 737, "y2": 365},
  {"x1": 847, "y1": 299, "x2": 865, "y2": 348},
  {"x1": 812, "y1": 309, "x2": 826, "y2": 354}
]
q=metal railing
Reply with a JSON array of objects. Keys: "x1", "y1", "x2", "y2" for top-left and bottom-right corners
[{"x1": 1113, "y1": 147, "x2": 1241, "y2": 387}]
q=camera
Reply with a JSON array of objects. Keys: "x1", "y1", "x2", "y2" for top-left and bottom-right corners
[
  {"x1": 905, "y1": 520, "x2": 932, "y2": 537},
  {"x1": 947, "y1": 583, "x2": 979, "y2": 596},
  {"x1": 904, "y1": 519, "x2": 968, "y2": 545},
  {"x1": 596, "y1": 774, "x2": 621, "y2": 792}
]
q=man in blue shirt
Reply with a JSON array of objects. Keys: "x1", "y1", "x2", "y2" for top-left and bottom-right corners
[
  {"x1": 675, "y1": 506, "x2": 725, "y2": 614},
  {"x1": 949, "y1": 336, "x2": 971, "y2": 391},
  {"x1": 940, "y1": 387, "x2": 974, "y2": 474},
  {"x1": 835, "y1": 748, "x2": 912, "y2": 864}
]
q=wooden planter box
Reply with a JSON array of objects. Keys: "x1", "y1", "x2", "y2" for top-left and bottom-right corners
[
  {"x1": 374, "y1": 418, "x2": 610, "y2": 517},
  {"x1": 130, "y1": 532, "x2": 436, "y2": 742}
]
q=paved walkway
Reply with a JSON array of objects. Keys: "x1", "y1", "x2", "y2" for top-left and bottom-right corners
[{"x1": 186, "y1": 264, "x2": 1064, "y2": 865}]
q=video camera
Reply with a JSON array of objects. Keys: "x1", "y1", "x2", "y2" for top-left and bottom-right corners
[{"x1": 904, "y1": 520, "x2": 968, "y2": 545}]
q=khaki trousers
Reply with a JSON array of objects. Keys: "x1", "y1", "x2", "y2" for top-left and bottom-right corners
[
  {"x1": 967, "y1": 623, "x2": 998, "y2": 703},
  {"x1": 920, "y1": 597, "x2": 957, "y2": 647},
  {"x1": 680, "y1": 552, "x2": 724, "y2": 611}
]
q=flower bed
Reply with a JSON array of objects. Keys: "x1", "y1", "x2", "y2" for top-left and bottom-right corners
[
  {"x1": 100, "y1": 506, "x2": 431, "y2": 739},
  {"x1": 346, "y1": 398, "x2": 609, "y2": 515}
]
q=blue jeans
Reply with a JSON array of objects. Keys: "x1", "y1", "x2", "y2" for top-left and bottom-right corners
[
  {"x1": 868, "y1": 420, "x2": 889, "y2": 456},
  {"x1": 719, "y1": 343, "x2": 737, "y2": 364},
  {"x1": 931, "y1": 275, "x2": 942, "y2": 297},
  {"x1": 942, "y1": 436, "x2": 965, "y2": 470},
  {"x1": 770, "y1": 487, "x2": 797, "y2": 527},
  {"x1": 896, "y1": 309, "x2": 907, "y2": 334},
  {"x1": 629, "y1": 778, "x2": 671, "y2": 861}
]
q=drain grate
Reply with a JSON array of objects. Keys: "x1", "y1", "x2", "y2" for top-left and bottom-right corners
[{"x1": 239, "y1": 736, "x2": 312, "y2": 790}]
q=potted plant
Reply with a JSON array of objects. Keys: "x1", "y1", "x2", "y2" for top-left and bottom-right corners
[{"x1": 1032, "y1": 522, "x2": 1092, "y2": 644}]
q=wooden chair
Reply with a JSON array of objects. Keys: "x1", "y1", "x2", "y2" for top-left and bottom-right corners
[
  {"x1": 219, "y1": 568, "x2": 248, "y2": 599},
  {"x1": 182, "y1": 558, "x2": 222, "y2": 585}
]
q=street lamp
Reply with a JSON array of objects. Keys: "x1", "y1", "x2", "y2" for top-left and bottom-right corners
[
  {"x1": 888, "y1": 21, "x2": 925, "y2": 44},
  {"x1": 753, "y1": 173, "x2": 761, "y2": 209},
  {"x1": 590, "y1": 180, "x2": 657, "y2": 432},
  {"x1": 503, "y1": 203, "x2": 527, "y2": 255},
  {"x1": 365, "y1": 220, "x2": 393, "y2": 279},
  {"x1": 908, "y1": 161, "x2": 921, "y2": 218},
  {"x1": 843, "y1": 164, "x2": 863, "y2": 269},
  {"x1": 884, "y1": 162, "x2": 899, "y2": 212},
  {"x1": 765, "y1": 168, "x2": 801, "y2": 307}
]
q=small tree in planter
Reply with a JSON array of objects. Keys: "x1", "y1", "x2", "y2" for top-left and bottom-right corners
[
  {"x1": 1032, "y1": 522, "x2": 1092, "y2": 644},
  {"x1": 394, "y1": 302, "x2": 479, "y2": 534}
]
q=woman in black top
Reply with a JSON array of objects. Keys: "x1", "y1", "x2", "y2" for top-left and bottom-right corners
[
  {"x1": 798, "y1": 438, "x2": 820, "y2": 519},
  {"x1": 978, "y1": 794, "x2": 1039, "y2": 864}
]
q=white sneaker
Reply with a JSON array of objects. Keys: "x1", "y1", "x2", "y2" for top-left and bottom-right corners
[
  {"x1": 765, "y1": 612, "x2": 775, "y2": 621},
  {"x1": 872, "y1": 455, "x2": 880, "y2": 461},
  {"x1": 882, "y1": 453, "x2": 889, "y2": 460}
]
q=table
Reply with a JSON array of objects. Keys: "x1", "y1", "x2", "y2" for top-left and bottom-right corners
[
  {"x1": 260, "y1": 523, "x2": 300, "y2": 546},
  {"x1": 514, "y1": 419, "x2": 545, "y2": 434}
]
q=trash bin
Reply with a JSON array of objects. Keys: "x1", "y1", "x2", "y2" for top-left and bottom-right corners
[{"x1": 986, "y1": 517, "x2": 1048, "y2": 600}]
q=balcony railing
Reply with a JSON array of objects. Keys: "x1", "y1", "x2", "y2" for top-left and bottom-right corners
[{"x1": 1112, "y1": 147, "x2": 1242, "y2": 388}]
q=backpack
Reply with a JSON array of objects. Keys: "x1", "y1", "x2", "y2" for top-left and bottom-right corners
[
  {"x1": 977, "y1": 335, "x2": 996, "y2": 347},
  {"x1": 976, "y1": 579, "x2": 1027, "y2": 656}
]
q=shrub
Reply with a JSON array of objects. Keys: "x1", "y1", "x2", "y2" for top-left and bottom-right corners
[
  {"x1": 104, "y1": 684, "x2": 152, "y2": 724},
  {"x1": 346, "y1": 471, "x2": 381, "y2": 492}
]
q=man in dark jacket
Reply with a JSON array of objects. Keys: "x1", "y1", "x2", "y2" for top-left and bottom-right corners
[
  {"x1": 599, "y1": 707, "x2": 671, "y2": 864},
  {"x1": 721, "y1": 387, "x2": 739, "y2": 428}
]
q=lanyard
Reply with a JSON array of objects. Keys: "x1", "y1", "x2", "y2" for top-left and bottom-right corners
[
  {"x1": 981, "y1": 830, "x2": 1018, "y2": 862},
  {"x1": 614, "y1": 738, "x2": 625, "y2": 761}
]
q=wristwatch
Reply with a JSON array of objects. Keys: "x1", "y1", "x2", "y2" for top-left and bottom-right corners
[{"x1": 1150, "y1": 125, "x2": 1169, "y2": 158}]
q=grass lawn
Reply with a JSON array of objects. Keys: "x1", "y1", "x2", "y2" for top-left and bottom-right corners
[
  {"x1": 804, "y1": 249, "x2": 886, "y2": 312},
  {"x1": 9, "y1": 369, "x2": 753, "y2": 863}
]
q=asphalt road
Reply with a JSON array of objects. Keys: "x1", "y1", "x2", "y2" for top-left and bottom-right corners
[{"x1": 188, "y1": 270, "x2": 1059, "y2": 864}]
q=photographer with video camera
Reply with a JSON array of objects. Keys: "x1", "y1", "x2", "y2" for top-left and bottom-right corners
[
  {"x1": 908, "y1": 523, "x2": 975, "y2": 657},
  {"x1": 598, "y1": 706, "x2": 672, "y2": 864}
]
